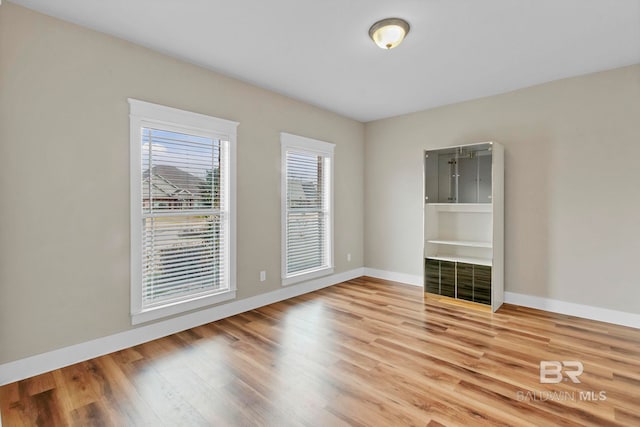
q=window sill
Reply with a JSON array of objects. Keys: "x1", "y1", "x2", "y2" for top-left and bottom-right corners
[
  {"x1": 282, "y1": 267, "x2": 334, "y2": 287},
  {"x1": 131, "y1": 289, "x2": 236, "y2": 325}
]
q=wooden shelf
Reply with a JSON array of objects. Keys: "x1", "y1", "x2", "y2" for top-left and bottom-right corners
[
  {"x1": 426, "y1": 239, "x2": 492, "y2": 248},
  {"x1": 425, "y1": 255, "x2": 492, "y2": 267},
  {"x1": 424, "y1": 292, "x2": 492, "y2": 312}
]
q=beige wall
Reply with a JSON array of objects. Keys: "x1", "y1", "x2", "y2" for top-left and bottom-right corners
[
  {"x1": 0, "y1": 3, "x2": 364, "y2": 363},
  {"x1": 365, "y1": 64, "x2": 640, "y2": 314}
]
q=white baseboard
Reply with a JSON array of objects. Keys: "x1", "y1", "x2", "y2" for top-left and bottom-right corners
[
  {"x1": 363, "y1": 268, "x2": 423, "y2": 287},
  {"x1": 0, "y1": 268, "x2": 364, "y2": 386},
  {"x1": 504, "y1": 291, "x2": 640, "y2": 329},
  {"x1": 364, "y1": 268, "x2": 639, "y2": 329}
]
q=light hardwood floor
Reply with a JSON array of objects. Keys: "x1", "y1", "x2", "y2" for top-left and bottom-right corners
[{"x1": 1, "y1": 277, "x2": 639, "y2": 426}]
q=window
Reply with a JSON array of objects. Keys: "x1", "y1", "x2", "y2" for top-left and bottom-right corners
[
  {"x1": 129, "y1": 99, "x2": 237, "y2": 324},
  {"x1": 281, "y1": 133, "x2": 334, "y2": 286}
]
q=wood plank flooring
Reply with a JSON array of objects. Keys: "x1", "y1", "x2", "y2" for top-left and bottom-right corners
[{"x1": 2, "y1": 276, "x2": 639, "y2": 426}]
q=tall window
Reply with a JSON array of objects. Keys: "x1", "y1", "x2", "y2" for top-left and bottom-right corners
[
  {"x1": 129, "y1": 99, "x2": 237, "y2": 324},
  {"x1": 281, "y1": 133, "x2": 334, "y2": 286}
]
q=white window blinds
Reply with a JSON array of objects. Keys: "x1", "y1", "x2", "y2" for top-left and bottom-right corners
[
  {"x1": 281, "y1": 133, "x2": 334, "y2": 285},
  {"x1": 130, "y1": 99, "x2": 237, "y2": 324},
  {"x1": 141, "y1": 128, "x2": 227, "y2": 306}
]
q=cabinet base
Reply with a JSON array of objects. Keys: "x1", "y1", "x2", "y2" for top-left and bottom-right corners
[{"x1": 424, "y1": 292, "x2": 492, "y2": 313}]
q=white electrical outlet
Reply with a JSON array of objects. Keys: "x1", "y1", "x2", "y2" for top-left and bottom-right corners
[
  {"x1": 260, "y1": 271, "x2": 266, "y2": 282},
  {"x1": 347, "y1": 253, "x2": 351, "y2": 262}
]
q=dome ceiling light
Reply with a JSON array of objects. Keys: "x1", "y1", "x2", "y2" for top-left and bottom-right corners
[{"x1": 368, "y1": 18, "x2": 410, "y2": 50}]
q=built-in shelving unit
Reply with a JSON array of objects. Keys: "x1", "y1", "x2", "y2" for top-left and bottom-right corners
[{"x1": 423, "y1": 142, "x2": 504, "y2": 311}]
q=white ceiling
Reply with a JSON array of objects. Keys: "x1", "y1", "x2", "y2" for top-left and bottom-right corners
[{"x1": 11, "y1": 0, "x2": 640, "y2": 122}]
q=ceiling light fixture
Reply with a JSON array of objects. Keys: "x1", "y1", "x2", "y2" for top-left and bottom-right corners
[{"x1": 369, "y1": 18, "x2": 410, "y2": 50}]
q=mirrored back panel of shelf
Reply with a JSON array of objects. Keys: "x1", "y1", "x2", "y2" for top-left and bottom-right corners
[{"x1": 424, "y1": 143, "x2": 493, "y2": 204}]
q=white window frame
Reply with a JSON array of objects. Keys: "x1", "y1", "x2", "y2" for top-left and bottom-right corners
[
  {"x1": 281, "y1": 132, "x2": 335, "y2": 286},
  {"x1": 129, "y1": 99, "x2": 238, "y2": 324}
]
